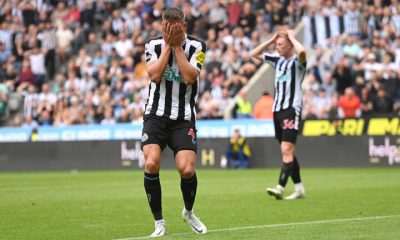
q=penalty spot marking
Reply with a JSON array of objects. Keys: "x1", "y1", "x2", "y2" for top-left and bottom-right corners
[{"x1": 114, "y1": 214, "x2": 400, "y2": 240}]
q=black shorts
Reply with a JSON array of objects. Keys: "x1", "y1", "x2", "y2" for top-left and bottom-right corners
[
  {"x1": 141, "y1": 115, "x2": 197, "y2": 155},
  {"x1": 274, "y1": 108, "x2": 300, "y2": 144}
]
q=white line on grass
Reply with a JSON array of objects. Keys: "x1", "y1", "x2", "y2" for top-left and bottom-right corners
[{"x1": 114, "y1": 214, "x2": 400, "y2": 240}]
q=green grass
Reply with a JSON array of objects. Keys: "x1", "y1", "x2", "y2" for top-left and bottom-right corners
[{"x1": 1, "y1": 168, "x2": 400, "y2": 240}]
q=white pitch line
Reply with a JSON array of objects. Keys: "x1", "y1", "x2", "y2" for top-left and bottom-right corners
[{"x1": 114, "y1": 214, "x2": 400, "y2": 240}]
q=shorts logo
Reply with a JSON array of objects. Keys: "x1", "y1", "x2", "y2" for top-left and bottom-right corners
[
  {"x1": 142, "y1": 133, "x2": 149, "y2": 142},
  {"x1": 282, "y1": 119, "x2": 295, "y2": 130},
  {"x1": 188, "y1": 128, "x2": 196, "y2": 145}
]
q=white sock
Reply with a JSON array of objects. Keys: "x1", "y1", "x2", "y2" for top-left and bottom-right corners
[
  {"x1": 277, "y1": 185, "x2": 285, "y2": 190},
  {"x1": 184, "y1": 208, "x2": 193, "y2": 214},
  {"x1": 155, "y1": 219, "x2": 165, "y2": 225},
  {"x1": 294, "y1": 183, "x2": 304, "y2": 191}
]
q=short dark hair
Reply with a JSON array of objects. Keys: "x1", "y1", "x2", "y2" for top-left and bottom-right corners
[{"x1": 162, "y1": 7, "x2": 185, "y2": 22}]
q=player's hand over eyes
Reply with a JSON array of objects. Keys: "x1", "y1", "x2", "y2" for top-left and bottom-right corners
[
  {"x1": 162, "y1": 22, "x2": 173, "y2": 46},
  {"x1": 170, "y1": 23, "x2": 185, "y2": 47}
]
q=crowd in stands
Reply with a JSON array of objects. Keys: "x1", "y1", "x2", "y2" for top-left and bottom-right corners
[
  {"x1": 0, "y1": 0, "x2": 399, "y2": 128},
  {"x1": 0, "y1": 0, "x2": 297, "y2": 126},
  {"x1": 301, "y1": 0, "x2": 400, "y2": 120}
]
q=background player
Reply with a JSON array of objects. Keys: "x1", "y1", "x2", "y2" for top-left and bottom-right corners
[{"x1": 251, "y1": 29, "x2": 307, "y2": 200}]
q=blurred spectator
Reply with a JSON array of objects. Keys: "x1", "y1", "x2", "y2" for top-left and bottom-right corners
[
  {"x1": 0, "y1": 42, "x2": 11, "y2": 64},
  {"x1": 332, "y1": 59, "x2": 352, "y2": 95},
  {"x1": 363, "y1": 53, "x2": 383, "y2": 81},
  {"x1": 338, "y1": 87, "x2": 361, "y2": 118},
  {"x1": 225, "y1": 128, "x2": 251, "y2": 169},
  {"x1": 239, "y1": 1, "x2": 256, "y2": 37},
  {"x1": 360, "y1": 87, "x2": 373, "y2": 116},
  {"x1": 312, "y1": 88, "x2": 335, "y2": 119},
  {"x1": 0, "y1": 80, "x2": 7, "y2": 119},
  {"x1": 27, "y1": 44, "x2": 46, "y2": 89},
  {"x1": 233, "y1": 89, "x2": 252, "y2": 119},
  {"x1": 372, "y1": 88, "x2": 393, "y2": 115},
  {"x1": 56, "y1": 22, "x2": 74, "y2": 65},
  {"x1": 101, "y1": 107, "x2": 116, "y2": 125},
  {"x1": 18, "y1": 62, "x2": 36, "y2": 92},
  {"x1": 3, "y1": 0, "x2": 398, "y2": 128},
  {"x1": 198, "y1": 91, "x2": 219, "y2": 119},
  {"x1": 209, "y1": 0, "x2": 228, "y2": 29},
  {"x1": 114, "y1": 32, "x2": 133, "y2": 58},
  {"x1": 253, "y1": 91, "x2": 273, "y2": 119},
  {"x1": 22, "y1": 115, "x2": 38, "y2": 128},
  {"x1": 85, "y1": 32, "x2": 101, "y2": 57},
  {"x1": 214, "y1": 87, "x2": 232, "y2": 119}
]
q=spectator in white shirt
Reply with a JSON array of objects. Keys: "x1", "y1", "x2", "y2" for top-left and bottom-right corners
[
  {"x1": 114, "y1": 31, "x2": 133, "y2": 58},
  {"x1": 363, "y1": 53, "x2": 383, "y2": 81},
  {"x1": 28, "y1": 44, "x2": 46, "y2": 88},
  {"x1": 100, "y1": 107, "x2": 116, "y2": 125},
  {"x1": 56, "y1": 22, "x2": 74, "y2": 64}
]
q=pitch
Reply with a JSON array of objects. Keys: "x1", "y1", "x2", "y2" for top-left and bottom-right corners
[{"x1": 1, "y1": 168, "x2": 399, "y2": 239}]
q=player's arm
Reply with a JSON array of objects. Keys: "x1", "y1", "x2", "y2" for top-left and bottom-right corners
[
  {"x1": 175, "y1": 45, "x2": 198, "y2": 85},
  {"x1": 145, "y1": 22, "x2": 173, "y2": 84},
  {"x1": 174, "y1": 25, "x2": 204, "y2": 85},
  {"x1": 286, "y1": 29, "x2": 306, "y2": 64},
  {"x1": 250, "y1": 32, "x2": 279, "y2": 62}
]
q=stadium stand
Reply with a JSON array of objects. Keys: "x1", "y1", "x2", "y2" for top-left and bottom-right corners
[{"x1": 0, "y1": 0, "x2": 399, "y2": 127}]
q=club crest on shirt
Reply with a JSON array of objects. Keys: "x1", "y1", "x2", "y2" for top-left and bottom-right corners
[
  {"x1": 163, "y1": 66, "x2": 183, "y2": 83},
  {"x1": 276, "y1": 70, "x2": 290, "y2": 82}
]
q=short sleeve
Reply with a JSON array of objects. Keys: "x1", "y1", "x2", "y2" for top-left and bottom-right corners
[
  {"x1": 145, "y1": 41, "x2": 158, "y2": 63},
  {"x1": 264, "y1": 52, "x2": 279, "y2": 68},
  {"x1": 189, "y1": 41, "x2": 207, "y2": 72}
]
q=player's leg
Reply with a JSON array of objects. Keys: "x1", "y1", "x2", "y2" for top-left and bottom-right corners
[
  {"x1": 267, "y1": 113, "x2": 286, "y2": 199},
  {"x1": 141, "y1": 117, "x2": 168, "y2": 237},
  {"x1": 175, "y1": 150, "x2": 196, "y2": 211},
  {"x1": 143, "y1": 144, "x2": 167, "y2": 237},
  {"x1": 170, "y1": 123, "x2": 207, "y2": 234},
  {"x1": 267, "y1": 141, "x2": 295, "y2": 199},
  {"x1": 175, "y1": 150, "x2": 207, "y2": 234},
  {"x1": 279, "y1": 141, "x2": 296, "y2": 187},
  {"x1": 284, "y1": 110, "x2": 305, "y2": 200},
  {"x1": 285, "y1": 154, "x2": 306, "y2": 200}
]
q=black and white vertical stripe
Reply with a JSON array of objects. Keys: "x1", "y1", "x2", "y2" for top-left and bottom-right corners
[
  {"x1": 39, "y1": 29, "x2": 57, "y2": 50},
  {"x1": 144, "y1": 35, "x2": 206, "y2": 122},
  {"x1": 264, "y1": 53, "x2": 306, "y2": 114},
  {"x1": 303, "y1": 14, "x2": 345, "y2": 48},
  {"x1": 344, "y1": 9, "x2": 361, "y2": 35}
]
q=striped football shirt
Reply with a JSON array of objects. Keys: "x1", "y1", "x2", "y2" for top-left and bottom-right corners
[
  {"x1": 144, "y1": 35, "x2": 206, "y2": 121},
  {"x1": 264, "y1": 52, "x2": 307, "y2": 114}
]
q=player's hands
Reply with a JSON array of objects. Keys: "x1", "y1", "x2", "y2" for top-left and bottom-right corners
[
  {"x1": 286, "y1": 29, "x2": 295, "y2": 39},
  {"x1": 271, "y1": 32, "x2": 279, "y2": 42},
  {"x1": 162, "y1": 21, "x2": 173, "y2": 46},
  {"x1": 170, "y1": 23, "x2": 185, "y2": 47}
]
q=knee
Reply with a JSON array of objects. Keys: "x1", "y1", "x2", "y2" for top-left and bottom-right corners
[
  {"x1": 281, "y1": 145, "x2": 294, "y2": 158},
  {"x1": 177, "y1": 165, "x2": 194, "y2": 178},
  {"x1": 145, "y1": 156, "x2": 160, "y2": 173}
]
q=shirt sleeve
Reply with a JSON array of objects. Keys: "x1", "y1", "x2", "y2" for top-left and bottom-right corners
[
  {"x1": 189, "y1": 40, "x2": 207, "y2": 72},
  {"x1": 145, "y1": 41, "x2": 158, "y2": 63},
  {"x1": 264, "y1": 52, "x2": 279, "y2": 68}
]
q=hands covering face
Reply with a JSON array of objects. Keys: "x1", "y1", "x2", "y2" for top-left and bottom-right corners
[{"x1": 162, "y1": 21, "x2": 185, "y2": 47}]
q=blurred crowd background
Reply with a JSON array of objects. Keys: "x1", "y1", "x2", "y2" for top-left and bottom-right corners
[{"x1": 0, "y1": 0, "x2": 399, "y2": 127}]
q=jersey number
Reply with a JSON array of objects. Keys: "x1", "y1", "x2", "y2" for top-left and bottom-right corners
[{"x1": 282, "y1": 119, "x2": 295, "y2": 130}]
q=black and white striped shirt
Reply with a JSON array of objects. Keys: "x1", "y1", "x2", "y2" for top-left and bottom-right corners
[
  {"x1": 344, "y1": 9, "x2": 361, "y2": 35},
  {"x1": 264, "y1": 53, "x2": 307, "y2": 114},
  {"x1": 144, "y1": 35, "x2": 206, "y2": 122}
]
